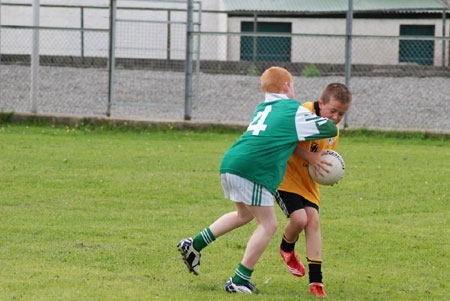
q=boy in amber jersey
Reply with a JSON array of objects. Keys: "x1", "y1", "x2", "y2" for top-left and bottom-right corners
[{"x1": 275, "y1": 83, "x2": 352, "y2": 297}]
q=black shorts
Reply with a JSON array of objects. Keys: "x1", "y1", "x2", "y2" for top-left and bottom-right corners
[{"x1": 275, "y1": 190, "x2": 319, "y2": 218}]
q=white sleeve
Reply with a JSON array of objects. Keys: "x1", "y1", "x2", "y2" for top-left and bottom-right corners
[{"x1": 295, "y1": 106, "x2": 337, "y2": 141}]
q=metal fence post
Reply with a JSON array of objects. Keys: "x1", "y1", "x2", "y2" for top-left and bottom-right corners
[
  {"x1": 107, "y1": 0, "x2": 116, "y2": 117},
  {"x1": 81, "y1": 7, "x2": 84, "y2": 58},
  {"x1": 31, "y1": 0, "x2": 40, "y2": 114},
  {"x1": 252, "y1": 13, "x2": 257, "y2": 62},
  {"x1": 343, "y1": 0, "x2": 353, "y2": 128},
  {"x1": 167, "y1": 9, "x2": 171, "y2": 60},
  {"x1": 443, "y1": 9, "x2": 447, "y2": 66},
  {"x1": 194, "y1": 1, "x2": 201, "y2": 112},
  {"x1": 184, "y1": 0, "x2": 193, "y2": 120}
]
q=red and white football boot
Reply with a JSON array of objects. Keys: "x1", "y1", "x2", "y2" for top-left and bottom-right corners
[
  {"x1": 279, "y1": 247, "x2": 306, "y2": 277},
  {"x1": 309, "y1": 282, "x2": 327, "y2": 297}
]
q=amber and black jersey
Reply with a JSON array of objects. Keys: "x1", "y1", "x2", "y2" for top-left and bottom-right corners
[{"x1": 277, "y1": 101, "x2": 339, "y2": 206}]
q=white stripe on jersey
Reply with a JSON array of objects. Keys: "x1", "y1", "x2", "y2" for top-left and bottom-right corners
[{"x1": 294, "y1": 105, "x2": 329, "y2": 141}]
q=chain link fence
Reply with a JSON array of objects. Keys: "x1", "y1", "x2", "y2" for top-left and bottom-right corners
[
  {"x1": 1, "y1": 1, "x2": 449, "y2": 132},
  {"x1": 189, "y1": 32, "x2": 450, "y2": 133},
  {"x1": 1, "y1": 26, "x2": 110, "y2": 116},
  {"x1": 111, "y1": 5, "x2": 191, "y2": 119}
]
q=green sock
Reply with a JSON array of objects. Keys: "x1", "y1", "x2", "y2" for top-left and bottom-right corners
[
  {"x1": 193, "y1": 227, "x2": 216, "y2": 251},
  {"x1": 232, "y1": 263, "x2": 253, "y2": 284}
]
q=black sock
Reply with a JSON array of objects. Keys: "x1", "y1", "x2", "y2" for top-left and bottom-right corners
[
  {"x1": 307, "y1": 257, "x2": 323, "y2": 283},
  {"x1": 280, "y1": 234, "x2": 298, "y2": 252}
]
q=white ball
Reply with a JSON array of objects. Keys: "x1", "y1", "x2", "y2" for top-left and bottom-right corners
[{"x1": 308, "y1": 150, "x2": 345, "y2": 186}]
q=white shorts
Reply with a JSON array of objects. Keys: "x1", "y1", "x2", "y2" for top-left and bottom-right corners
[{"x1": 220, "y1": 173, "x2": 274, "y2": 206}]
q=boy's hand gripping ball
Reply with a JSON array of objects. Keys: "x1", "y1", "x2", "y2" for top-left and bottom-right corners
[{"x1": 308, "y1": 150, "x2": 345, "y2": 186}]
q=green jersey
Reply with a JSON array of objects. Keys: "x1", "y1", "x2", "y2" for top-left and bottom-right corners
[{"x1": 220, "y1": 93, "x2": 337, "y2": 194}]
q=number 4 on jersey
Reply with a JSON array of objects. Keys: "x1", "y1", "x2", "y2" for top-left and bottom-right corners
[{"x1": 247, "y1": 105, "x2": 272, "y2": 135}]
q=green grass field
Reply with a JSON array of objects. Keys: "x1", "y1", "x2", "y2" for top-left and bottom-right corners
[{"x1": 0, "y1": 123, "x2": 449, "y2": 300}]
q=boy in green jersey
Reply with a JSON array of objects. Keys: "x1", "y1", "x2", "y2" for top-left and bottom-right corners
[{"x1": 177, "y1": 67, "x2": 338, "y2": 294}]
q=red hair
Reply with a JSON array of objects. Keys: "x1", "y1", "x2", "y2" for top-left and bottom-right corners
[{"x1": 261, "y1": 67, "x2": 293, "y2": 93}]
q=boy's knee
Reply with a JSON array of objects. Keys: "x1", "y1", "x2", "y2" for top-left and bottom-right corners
[
  {"x1": 290, "y1": 214, "x2": 307, "y2": 230},
  {"x1": 306, "y1": 218, "x2": 320, "y2": 231},
  {"x1": 266, "y1": 220, "x2": 278, "y2": 236}
]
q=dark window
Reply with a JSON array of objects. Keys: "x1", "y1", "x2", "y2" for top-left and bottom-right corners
[
  {"x1": 240, "y1": 22, "x2": 292, "y2": 62},
  {"x1": 399, "y1": 25, "x2": 435, "y2": 66}
]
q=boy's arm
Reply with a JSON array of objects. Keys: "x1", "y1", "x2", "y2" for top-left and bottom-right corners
[
  {"x1": 293, "y1": 145, "x2": 331, "y2": 177},
  {"x1": 294, "y1": 106, "x2": 337, "y2": 141}
]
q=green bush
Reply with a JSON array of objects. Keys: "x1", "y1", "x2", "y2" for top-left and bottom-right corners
[
  {"x1": 301, "y1": 64, "x2": 321, "y2": 77},
  {"x1": 247, "y1": 63, "x2": 260, "y2": 76}
]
